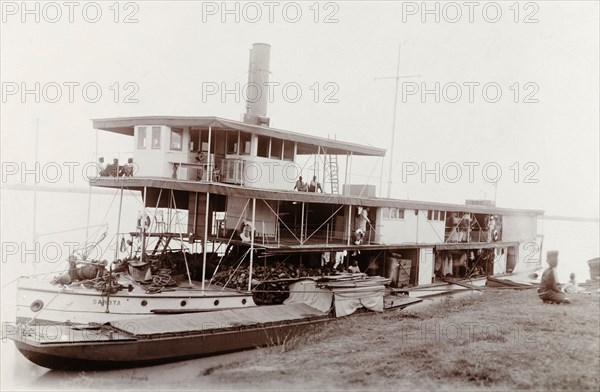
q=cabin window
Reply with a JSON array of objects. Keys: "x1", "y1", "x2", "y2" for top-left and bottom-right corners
[
  {"x1": 383, "y1": 208, "x2": 404, "y2": 220},
  {"x1": 257, "y1": 135, "x2": 270, "y2": 158},
  {"x1": 170, "y1": 128, "x2": 183, "y2": 151},
  {"x1": 239, "y1": 132, "x2": 252, "y2": 155},
  {"x1": 283, "y1": 141, "x2": 295, "y2": 161},
  {"x1": 427, "y1": 210, "x2": 446, "y2": 221},
  {"x1": 270, "y1": 138, "x2": 283, "y2": 159},
  {"x1": 151, "y1": 126, "x2": 161, "y2": 149},
  {"x1": 137, "y1": 127, "x2": 147, "y2": 149}
]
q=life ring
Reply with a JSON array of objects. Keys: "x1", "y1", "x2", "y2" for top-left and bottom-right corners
[
  {"x1": 493, "y1": 230, "x2": 499, "y2": 242},
  {"x1": 353, "y1": 229, "x2": 365, "y2": 245},
  {"x1": 137, "y1": 214, "x2": 151, "y2": 231}
]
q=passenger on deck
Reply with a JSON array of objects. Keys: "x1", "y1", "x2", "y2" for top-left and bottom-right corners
[
  {"x1": 537, "y1": 251, "x2": 570, "y2": 304},
  {"x1": 98, "y1": 157, "x2": 108, "y2": 176},
  {"x1": 294, "y1": 176, "x2": 308, "y2": 191},
  {"x1": 121, "y1": 158, "x2": 134, "y2": 177},
  {"x1": 355, "y1": 207, "x2": 370, "y2": 232},
  {"x1": 106, "y1": 158, "x2": 120, "y2": 177},
  {"x1": 212, "y1": 166, "x2": 221, "y2": 182},
  {"x1": 348, "y1": 260, "x2": 360, "y2": 273},
  {"x1": 308, "y1": 176, "x2": 323, "y2": 193}
]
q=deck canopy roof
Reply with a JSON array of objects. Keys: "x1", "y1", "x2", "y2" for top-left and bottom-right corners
[
  {"x1": 90, "y1": 177, "x2": 544, "y2": 217},
  {"x1": 92, "y1": 116, "x2": 386, "y2": 157}
]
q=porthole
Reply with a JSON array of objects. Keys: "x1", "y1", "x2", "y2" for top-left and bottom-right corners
[
  {"x1": 214, "y1": 300, "x2": 220, "y2": 306},
  {"x1": 141, "y1": 300, "x2": 148, "y2": 307},
  {"x1": 181, "y1": 300, "x2": 187, "y2": 307},
  {"x1": 30, "y1": 300, "x2": 44, "y2": 312},
  {"x1": 241, "y1": 298, "x2": 247, "y2": 305}
]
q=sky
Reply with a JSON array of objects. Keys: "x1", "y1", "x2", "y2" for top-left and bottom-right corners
[{"x1": 1, "y1": 0, "x2": 599, "y2": 218}]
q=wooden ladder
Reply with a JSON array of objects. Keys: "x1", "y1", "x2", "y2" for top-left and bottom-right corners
[{"x1": 327, "y1": 155, "x2": 340, "y2": 194}]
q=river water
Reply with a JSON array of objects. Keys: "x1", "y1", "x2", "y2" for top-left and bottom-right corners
[{"x1": 1, "y1": 188, "x2": 598, "y2": 390}]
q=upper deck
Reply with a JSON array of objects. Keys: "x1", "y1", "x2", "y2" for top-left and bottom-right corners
[{"x1": 93, "y1": 115, "x2": 384, "y2": 192}]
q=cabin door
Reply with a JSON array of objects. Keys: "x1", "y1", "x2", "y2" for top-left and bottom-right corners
[{"x1": 418, "y1": 248, "x2": 434, "y2": 285}]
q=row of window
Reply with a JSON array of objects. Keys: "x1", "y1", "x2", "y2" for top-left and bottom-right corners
[
  {"x1": 381, "y1": 209, "x2": 450, "y2": 222},
  {"x1": 137, "y1": 127, "x2": 295, "y2": 161},
  {"x1": 137, "y1": 126, "x2": 183, "y2": 151},
  {"x1": 427, "y1": 210, "x2": 446, "y2": 221},
  {"x1": 381, "y1": 208, "x2": 405, "y2": 220}
]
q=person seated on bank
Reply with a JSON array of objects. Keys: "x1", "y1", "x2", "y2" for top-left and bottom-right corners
[
  {"x1": 348, "y1": 260, "x2": 361, "y2": 273},
  {"x1": 294, "y1": 176, "x2": 308, "y2": 191},
  {"x1": 537, "y1": 250, "x2": 570, "y2": 304},
  {"x1": 308, "y1": 176, "x2": 323, "y2": 193},
  {"x1": 563, "y1": 273, "x2": 583, "y2": 294}
]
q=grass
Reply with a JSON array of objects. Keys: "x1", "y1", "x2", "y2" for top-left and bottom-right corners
[{"x1": 202, "y1": 290, "x2": 600, "y2": 391}]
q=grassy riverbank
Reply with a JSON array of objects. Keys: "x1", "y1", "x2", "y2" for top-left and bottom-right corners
[{"x1": 202, "y1": 289, "x2": 600, "y2": 391}]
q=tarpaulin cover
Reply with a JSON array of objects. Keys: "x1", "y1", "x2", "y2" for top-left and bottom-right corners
[
  {"x1": 284, "y1": 280, "x2": 333, "y2": 313},
  {"x1": 331, "y1": 286, "x2": 385, "y2": 317}
]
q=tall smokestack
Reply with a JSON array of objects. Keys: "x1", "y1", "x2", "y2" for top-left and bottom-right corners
[{"x1": 243, "y1": 43, "x2": 271, "y2": 126}]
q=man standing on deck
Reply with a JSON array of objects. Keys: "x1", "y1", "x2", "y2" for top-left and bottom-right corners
[{"x1": 537, "y1": 250, "x2": 570, "y2": 304}]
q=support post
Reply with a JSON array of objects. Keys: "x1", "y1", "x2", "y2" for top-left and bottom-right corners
[
  {"x1": 300, "y1": 202, "x2": 305, "y2": 244},
  {"x1": 141, "y1": 186, "x2": 147, "y2": 263},
  {"x1": 346, "y1": 205, "x2": 352, "y2": 246},
  {"x1": 114, "y1": 188, "x2": 124, "y2": 262},
  {"x1": 201, "y1": 192, "x2": 210, "y2": 290},
  {"x1": 207, "y1": 126, "x2": 212, "y2": 181},
  {"x1": 248, "y1": 198, "x2": 256, "y2": 292}
]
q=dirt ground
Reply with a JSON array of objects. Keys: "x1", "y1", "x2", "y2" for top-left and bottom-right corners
[{"x1": 4, "y1": 289, "x2": 600, "y2": 391}]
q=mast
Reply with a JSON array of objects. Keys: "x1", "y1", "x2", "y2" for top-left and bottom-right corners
[
  {"x1": 375, "y1": 44, "x2": 421, "y2": 198},
  {"x1": 387, "y1": 47, "x2": 401, "y2": 199},
  {"x1": 32, "y1": 119, "x2": 39, "y2": 274},
  {"x1": 84, "y1": 129, "x2": 98, "y2": 255}
]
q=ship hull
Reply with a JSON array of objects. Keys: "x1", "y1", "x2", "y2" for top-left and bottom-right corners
[
  {"x1": 16, "y1": 277, "x2": 256, "y2": 324},
  {"x1": 11, "y1": 304, "x2": 332, "y2": 370}
]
